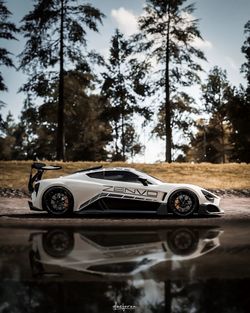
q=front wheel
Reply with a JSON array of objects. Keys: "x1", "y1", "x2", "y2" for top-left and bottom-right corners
[
  {"x1": 168, "y1": 190, "x2": 198, "y2": 217},
  {"x1": 42, "y1": 187, "x2": 74, "y2": 216},
  {"x1": 167, "y1": 228, "x2": 198, "y2": 255}
]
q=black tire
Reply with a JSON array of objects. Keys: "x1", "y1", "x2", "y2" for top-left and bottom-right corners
[
  {"x1": 167, "y1": 228, "x2": 198, "y2": 256},
  {"x1": 168, "y1": 189, "x2": 198, "y2": 217},
  {"x1": 42, "y1": 229, "x2": 74, "y2": 258},
  {"x1": 42, "y1": 187, "x2": 74, "y2": 216}
]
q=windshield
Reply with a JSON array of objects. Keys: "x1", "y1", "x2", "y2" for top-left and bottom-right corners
[{"x1": 135, "y1": 170, "x2": 163, "y2": 185}]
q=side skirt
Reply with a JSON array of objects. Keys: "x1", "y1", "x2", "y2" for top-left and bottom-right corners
[
  {"x1": 76, "y1": 197, "x2": 162, "y2": 215},
  {"x1": 75, "y1": 209, "x2": 157, "y2": 215}
]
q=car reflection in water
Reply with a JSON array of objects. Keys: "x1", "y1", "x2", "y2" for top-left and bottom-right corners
[
  {"x1": 29, "y1": 226, "x2": 222, "y2": 278},
  {"x1": 1, "y1": 224, "x2": 250, "y2": 313}
]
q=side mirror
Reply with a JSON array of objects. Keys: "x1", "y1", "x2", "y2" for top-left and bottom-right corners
[{"x1": 138, "y1": 177, "x2": 148, "y2": 186}]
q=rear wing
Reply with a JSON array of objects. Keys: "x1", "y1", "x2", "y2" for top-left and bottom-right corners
[{"x1": 28, "y1": 162, "x2": 62, "y2": 193}]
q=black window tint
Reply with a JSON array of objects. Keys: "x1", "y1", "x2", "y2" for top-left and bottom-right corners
[
  {"x1": 104, "y1": 171, "x2": 139, "y2": 183},
  {"x1": 87, "y1": 171, "x2": 104, "y2": 179},
  {"x1": 87, "y1": 170, "x2": 142, "y2": 183}
]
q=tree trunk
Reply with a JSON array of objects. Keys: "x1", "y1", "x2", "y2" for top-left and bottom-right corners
[
  {"x1": 220, "y1": 119, "x2": 225, "y2": 163},
  {"x1": 121, "y1": 102, "x2": 125, "y2": 161},
  {"x1": 56, "y1": 0, "x2": 65, "y2": 161},
  {"x1": 165, "y1": 4, "x2": 172, "y2": 163},
  {"x1": 114, "y1": 121, "x2": 119, "y2": 158},
  {"x1": 203, "y1": 125, "x2": 207, "y2": 161},
  {"x1": 117, "y1": 37, "x2": 125, "y2": 162}
]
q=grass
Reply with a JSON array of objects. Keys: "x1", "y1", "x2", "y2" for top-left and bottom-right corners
[{"x1": 0, "y1": 161, "x2": 249, "y2": 192}]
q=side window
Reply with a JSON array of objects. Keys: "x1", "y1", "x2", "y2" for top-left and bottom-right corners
[
  {"x1": 87, "y1": 171, "x2": 140, "y2": 183},
  {"x1": 104, "y1": 171, "x2": 139, "y2": 183},
  {"x1": 87, "y1": 171, "x2": 104, "y2": 179},
  {"x1": 87, "y1": 170, "x2": 144, "y2": 183}
]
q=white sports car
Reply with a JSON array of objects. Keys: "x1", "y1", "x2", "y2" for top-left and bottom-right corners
[{"x1": 28, "y1": 162, "x2": 223, "y2": 217}]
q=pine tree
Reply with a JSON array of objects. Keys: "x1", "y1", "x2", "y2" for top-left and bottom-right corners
[
  {"x1": 201, "y1": 66, "x2": 233, "y2": 163},
  {"x1": 227, "y1": 87, "x2": 250, "y2": 162},
  {"x1": 0, "y1": 10, "x2": 17, "y2": 162},
  {"x1": 138, "y1": 0, "x2": 206, "y2": 162},
  {"x1": 15, "y1": 70, "x2": 112, "y2": 161},
  {"x1": 14, "y1": 97, "x2": 40, "y2": 159},
  {"x1": 241, "y1": 20, "x2": 250, "y2": 102},
  {"x1": 101, "y1": 29, "x2": 151, "y2": 161},
  {"x1": 0, "y1": 0, "x2": 18, "y2": 93},
  {"x1": 0, "y1": 111, "x2": 16, "y2": 159},
  {"x1": 228, "y1": 20, "x2": 250, "y2": 162},
  {"x1": 19, "y1": 0, "x2": 104, "y2": 160},
  {"x1": 185, "y1": 117, "x2": 232, "y2": 163}
]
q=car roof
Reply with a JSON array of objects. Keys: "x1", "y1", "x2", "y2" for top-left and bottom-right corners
[{"x1": 84, "y1": 167, "x2": 138, "y2": 174}]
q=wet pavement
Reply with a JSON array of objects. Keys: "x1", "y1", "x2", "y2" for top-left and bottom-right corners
[
  {"x1": 0, "y1": 197, "x2": 250, "y2": 312},
  {"x1": 0, "y1": 224, "x2": 250, "y2": 310}
]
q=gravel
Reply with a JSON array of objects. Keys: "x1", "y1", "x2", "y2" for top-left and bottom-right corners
[
  {"x1": 207, "y1": 189, "x2": 250, "y2": 197},
  {"x1": 0, "y1": 188, "x2": 29, "y2": 198}
]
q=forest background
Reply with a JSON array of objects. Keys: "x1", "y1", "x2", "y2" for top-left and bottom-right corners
[{"x1": 0, "y1": 0, "x2": 249, "y2": 164}]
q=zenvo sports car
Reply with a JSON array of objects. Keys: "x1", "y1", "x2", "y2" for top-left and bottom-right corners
[{"x1": 28, "y1": 162, "x2": 223, "y2": 217}]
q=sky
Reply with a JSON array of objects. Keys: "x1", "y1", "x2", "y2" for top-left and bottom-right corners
[{"x1": 0, "y1": 0, "x2": 250, "y2": 162}]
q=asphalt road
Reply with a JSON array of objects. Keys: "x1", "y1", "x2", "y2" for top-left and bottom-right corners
[{"x1": 0, "y1": 196, "x2": 249, "y2": 227}]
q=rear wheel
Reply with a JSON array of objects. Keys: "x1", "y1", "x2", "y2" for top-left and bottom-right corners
[
  {"x1": 42, "y1": 229, "x2": 74, "y2": 258},
  {"x1": 42, "y1": 187, "x2": 74, "y2": 216},
  {"x1": 168, "y1": 190, "x2": 198, "y2": 217}
]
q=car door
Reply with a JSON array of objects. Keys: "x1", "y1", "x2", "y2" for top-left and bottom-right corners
[{"x1": 97, "y1": 170, "x2": 162, "y2": 213}]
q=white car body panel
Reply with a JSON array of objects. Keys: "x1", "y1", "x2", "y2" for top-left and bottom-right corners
[{"x1": 29, "y1": 166, "x2": 222, "y2": 216}]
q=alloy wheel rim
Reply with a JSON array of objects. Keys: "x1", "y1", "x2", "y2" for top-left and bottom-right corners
[
  {"x1": 48, "y1": 191, "x2": 69, "y2": 213},
  {"x1": 174, "y1": 193, "x2": 193, "y2": 214}
]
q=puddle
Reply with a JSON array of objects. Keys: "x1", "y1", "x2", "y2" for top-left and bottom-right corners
[{"x1": 0, "y1": 224, "x2": 250, "y2": 312}]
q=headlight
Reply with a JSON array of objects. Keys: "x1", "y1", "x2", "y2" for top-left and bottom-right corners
[{"x1": 201, "y1": 190, "x2": 215, "y2": 202}]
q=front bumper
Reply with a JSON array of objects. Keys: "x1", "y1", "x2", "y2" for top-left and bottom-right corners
[{"x1": 197, "y1": 203, "x2": 224, "y2": 216}]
